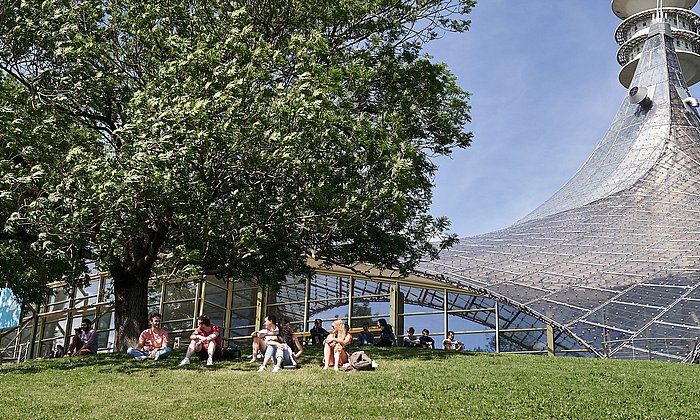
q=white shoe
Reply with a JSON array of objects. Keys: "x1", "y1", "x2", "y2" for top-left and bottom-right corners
[
  {"x1": 178, "y1": 358, "x2": 190, "y2": 366},
  {"x1": 153, "y1": 352, "x2": 160, "y2": 361},
  {"x1": 257, "y1": 364, "x2": 266, "y2": 372},
  {"x1": 206, "y1": 358, "x2": 213, "y2": 366},
  {"x1": 272, "y1": 365, "x2": 281, "y2": 373},
  {"x1": 135, "y1": 355, "x2": 147, "y2": 362}
]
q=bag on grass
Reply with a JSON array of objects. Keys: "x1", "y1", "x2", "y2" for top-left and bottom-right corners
[
  {"x1": 343, "y1": 350, "x2": 377, "y2": 371},
  {"x1": 221, "y1": 344, "x2": 241, "y2": 359}
]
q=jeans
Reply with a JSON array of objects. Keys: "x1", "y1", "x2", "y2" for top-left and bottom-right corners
[
  {"x1": 264, "y1": 344, "x2": 295, "y2": 367},
  {"x1": 127, "y1": 346, "x2": 172, "y2": 360}
]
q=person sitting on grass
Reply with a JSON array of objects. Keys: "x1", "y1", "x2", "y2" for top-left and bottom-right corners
[
  {"x1": 258, "y1": 318, "x2": 304, "y2": 372},
  {"x1": 178, "y1": 315, "x2": 222, "y2": 366},
  {"x1": 419, "y1": 328, "x2": 435, "y2": 349},
  {"x1": 309, "y1": 319, "x2": 328, "y2": 345},
  {"x1": 127, "y1": 312, "x2": 171, "y2": 361},
  {"x1": 375, "y1": 318, "x2": 396, "y2": 347},
  {"x1": 323, "y1": 319, "x2": 353, "y2": 371},
  {"x1": 403, "y1": 326, "x2": 421, "y2": 348},
  {"x1": 45, "y1": 344, "x2": 64, "y2": 358},
  {"x1": 442, "y1": 330, "x2": 464, "y2": 351},
  {"x1": 355, "y1": 322, "x2": 375, "y2": 346},
  {"x1": 249, "y1": 315, "x2": 279, "y2": 363},
  {"x1": 66, "y1": 318, "x2": 98, "y2": 356},
  {"x1": 53, "y1": 344, "x2": 65, "y2": 358}
]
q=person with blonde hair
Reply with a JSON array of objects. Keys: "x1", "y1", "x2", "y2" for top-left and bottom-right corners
[{"x1": 322, "y1": 319, "x2": 353, "y2": 370}]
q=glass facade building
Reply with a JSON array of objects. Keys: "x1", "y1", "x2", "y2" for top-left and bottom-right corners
[
  {"x1": 2, "y1": 269, "x2": 576, "y2": 361},
  {"x1": 4, "y1": 2, "x2": 700, "y2": 363}
]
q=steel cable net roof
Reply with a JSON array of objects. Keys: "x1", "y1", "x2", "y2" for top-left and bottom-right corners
[{"x1": 417, "y1": 20, "x2": 700, "y2": 361}]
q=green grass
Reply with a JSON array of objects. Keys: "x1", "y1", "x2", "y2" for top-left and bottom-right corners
[{"x1": 1, "y1": 347, "x2": 699, "y2": 419}]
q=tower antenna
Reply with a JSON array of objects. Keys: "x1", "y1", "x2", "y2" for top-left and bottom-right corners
[{"x1": 656, "y1": 0, "x2": 663, "y2": 22}]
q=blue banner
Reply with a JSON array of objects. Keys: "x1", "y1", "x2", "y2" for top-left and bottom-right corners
[{"x1": 0, "y1": 288, "x2": 22, "y2": 330}]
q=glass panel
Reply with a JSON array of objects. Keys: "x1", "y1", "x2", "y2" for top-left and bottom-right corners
[
  {"x1": 74, "y1": 281, "x2": 100, "y2": 307},
  {"x1": 147, "y1": 303, "x2": 160, "y2": 315},
  {"x1": 443, "y1": 313, "x2": 494, "y2": 350},
  {"x1": 310, "y1": 274, "x2": 350, "y2": 300},
  {"x1": 230, "y1": 308, "x2": 256, "y2": 328},
  {"x1": 163, "y1": 282, "x2": 197, "y2": 302},
  {"x1": 163, "y1": 319, "x2": 193, "y2": 333},
  {"x1": 447, "y1": 292, "x2": 494, "y2": 313},
  {"x1": 201, "y1": 302, "x2": 224, "y2": 327},
  {"x1": 147, "y1": 283, "x2": 162, "y2": 307},
  {"x1": 309, "y1": 298, "x2": 348, "y2": 318},
  {"x1": 353, "y1": 279, "x2": 391, "y2": 297},
  {"x1": 205, "y1": 275, "x2": 227, "y2": 289},
  {"x1": 400, "y1": 285, "x2": 444, "y2": 311},
  {"x1": 46, "y1": 287, "x2": 71, "y2": 312},
  {"x1": 229, "y1": 326, "x2": 255, "y2": 340},
  {"x1": 402, "y1": 302, "x2": 441, "y2": 314},
  {"x1": 163, "y1": 300, "x2": 195, "y2": 322},
  {"x1": 401, "y1": 313, "x2": 444, "y2": 338},
  {"x1": 308, "y1": 302, "x2": 349, "y2": 325},
  {"x1": 204, "y1": 282, "x2": 227, "y2": 307},
  {"x1": 351, "y1": 298, "x2": 389, "y2": 322},
  {"x1": 40, "y1": 315, "x2": 68, "y2": 347},
  {"x1": 272, "y1": 281, "x2": 306, "y2": 304},
  {"x1": 232, "y1": 287, "x2": 258, "y2": 308},
  {"x1": 267, "y1": 301, "x2": 305, "y2": 323}
]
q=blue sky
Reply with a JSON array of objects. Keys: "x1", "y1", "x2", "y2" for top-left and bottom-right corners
[{"x1": 427, "y1": 1, "x2": 653, "y2": 237}]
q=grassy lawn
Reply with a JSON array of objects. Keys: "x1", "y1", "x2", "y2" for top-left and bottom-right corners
[{"x1": 1, "y1": 346, "x2": 699, "y2": 419}]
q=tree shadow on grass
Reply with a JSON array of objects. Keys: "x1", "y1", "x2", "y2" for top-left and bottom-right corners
[
  {"x1": 353, "y1": 345, "x2": 491, "y2": 362},
  {"x1": 0, "y1": 346, "x2": 493, "y2": 375},
  {"x1": 0, "y1": 350, "x2": 246, "y2": 375}
]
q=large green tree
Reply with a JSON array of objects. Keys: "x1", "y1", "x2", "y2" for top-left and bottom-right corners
[{"x1": 0, "y1": 0, "x2": 474, "y2": 349}]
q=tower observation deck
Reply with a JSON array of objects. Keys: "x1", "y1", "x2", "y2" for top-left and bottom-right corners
[{"x1": 613, "y1": 0, "x2": 700, "y2": 87}]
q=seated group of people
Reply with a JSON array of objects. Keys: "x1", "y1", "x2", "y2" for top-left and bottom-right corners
[
  {"x1": 249, "y1": 315, "x2": 304, "y2": 372},
  {"x1": 402, "y1": 327, "x2": 436, "y2": 349},
  {"x1": 311, "y1": 318, "x2": 397, "y2": 347},
  {"x1": 402, "y1": 328, "x2": 464, "y2": 351},
  {"x1": 58, "y1": 313, "x2": 465, "y2": 366},
  {"x1": 57, "y1": 313, "x2": 464, "y2": 372},
  {"x1": 313, "y1": 318, "x2": 465, "y2": 351},
  {"x1": 129, "y1": 312, "x2": 222, "y2": 366},
  {"x1": 46, "y1": 318, "x2": 99, "y2": 358}
]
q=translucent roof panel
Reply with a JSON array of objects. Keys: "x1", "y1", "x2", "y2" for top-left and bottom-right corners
[{"x1": 417, "y1": 19, "x2": 700, "y2": 361}]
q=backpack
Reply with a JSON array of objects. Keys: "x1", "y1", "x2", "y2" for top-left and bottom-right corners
[
  {"x1": 343, "y1": 351, "x2": 377, "y2": 371},
  {"x1": 221, "y1": 344, "x2": 241, "y2": 360}
]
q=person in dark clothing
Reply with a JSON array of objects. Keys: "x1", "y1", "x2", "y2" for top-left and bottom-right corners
[
  {"x1": 418, "y1": 329, "x2": 435, "y2": 349},
  {"x1": 375, "y1": 318, "x2": 396, "y2": 347},
  {"x1": 309, "y1": 319, "x2": 328, "y2": 345},
  {"x1": 403, "y1": 327, "x2": 420, "y2": 348},
  {"x1": 66, "y1": 319, "x2": 98, "y2": 356}
]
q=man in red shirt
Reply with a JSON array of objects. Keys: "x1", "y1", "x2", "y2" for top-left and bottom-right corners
[
  {"x1": 127, "y1": 312, "x2": 171, "y2": 361},
  {"x1": 179, "y1": 315, "x2": 223, "y2": 366}
]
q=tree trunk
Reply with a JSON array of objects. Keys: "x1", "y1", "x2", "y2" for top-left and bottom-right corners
[
  {"x1": 111, "y1": 268, "x2": 150, "y2": 351},
  {"x1": 110, "y1": 223, "x2": 170, "y2": 351}
]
